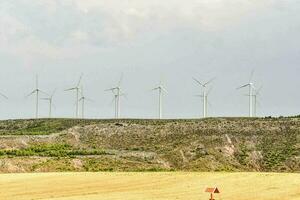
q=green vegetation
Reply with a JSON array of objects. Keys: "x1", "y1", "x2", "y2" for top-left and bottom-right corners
[
  {"x1": 234, "y1": 144, "x2": 249, "y2": 166},
  {"x1": 0, "y1": 143, "x2": 107, "y2": 157},
  {"x1": 82, "y1": 157, "x2": 169, "y2": 172},
  {"x1": 0, "y1": 118, "x2": 299, "y2": 173},
  {"x1": 0, "y1": 119, "x2": 102, "y2": 135},
  {"x1": 259, "y1": 129, "x2": 299, "y2": 171}
]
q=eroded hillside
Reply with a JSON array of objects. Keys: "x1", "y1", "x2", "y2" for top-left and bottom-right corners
[{"x1": 0, "y1": 118, "x2": 299, "y2": 173}]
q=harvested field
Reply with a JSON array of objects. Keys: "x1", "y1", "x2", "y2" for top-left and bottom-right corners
[{"x1": 0, "y1": 172, "x2": 299, "y2": 200}]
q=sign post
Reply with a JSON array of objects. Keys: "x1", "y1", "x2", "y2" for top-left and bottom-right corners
[{"x1": 205, "y1": 187, "x2": 220, "y2": 200}]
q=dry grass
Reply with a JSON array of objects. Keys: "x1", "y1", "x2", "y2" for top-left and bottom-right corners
[{"x1": 0, "y1": 172, "x2": 299, "y2": 200}]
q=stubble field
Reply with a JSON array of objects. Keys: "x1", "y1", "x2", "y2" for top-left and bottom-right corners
[{"x1": 0, "y1": 172, "x2": 299, "y2": 200}]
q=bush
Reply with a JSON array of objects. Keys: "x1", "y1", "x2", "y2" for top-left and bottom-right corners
[{"x1": 0, "y1": 143, "x2": 108, "y2": 158}]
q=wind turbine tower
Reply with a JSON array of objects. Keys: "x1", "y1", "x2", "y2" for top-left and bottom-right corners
[
  {"x1": 114, "y1": 93, "x2": 119, "y2": 119},
  {"x1": 253, "y1": 86, "x2": 262, "y2": 117},
  {"x1": 106, "y1": 75, "x2": 124, "y2": 119},
  {"x1": 79, "y1": 86, "x2": 92, "y2": 119},
  {"x1": 193, "y1": 77, "x2": 215, "y2": 118},
  {"x1": 237, "y1": 71, "x2": 255, "y2": 117},
  {"x1": 152, "y1": 81, "x2": 167, "y2": 119},
  {"x1": 65, "y1": 74, "x2": 82, "y2": 118},
  {"x1": 41, "y1": 89, "x2": 56, "y2": 118},
  {"x1": 27, "y1": 75, "x2": 47, "y2": 119}
]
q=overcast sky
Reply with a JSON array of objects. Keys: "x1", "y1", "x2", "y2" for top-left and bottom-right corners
[{"x1": 0, "y1": 0, "x2": 299, "y2": 119}]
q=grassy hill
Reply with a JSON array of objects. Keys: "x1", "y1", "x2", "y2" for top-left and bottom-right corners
[{"x1": 0, "y1": 118, "x2": 299, "y2": 173}]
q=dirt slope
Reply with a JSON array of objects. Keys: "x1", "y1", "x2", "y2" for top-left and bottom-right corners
[{"x1": 0, "y1": 118, "x2": 299, "y2": 173}]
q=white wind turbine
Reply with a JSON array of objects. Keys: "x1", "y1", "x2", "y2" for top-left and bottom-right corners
[
  {"x1": 194, "y1": 87, "x2": 213, "y2": 118},
  {"x1": 106, "y1": 75, "x2": 124, "y2": 119},
  {"x1": 26, "y1": 75, "x2": 47, "y2": 119},
  {"x1": 193, "y1": 77, "x2": 215, "y2": 118},
  {"x1": 41, "y1": 89, "x2": 56, "y2": 118},
  {"x1": 237, "y1": 71, "x2": 255, "y2": 117},
  {"x1": 244, "y1": 85, "x2": 262, "y2": 117},
  {"x1": 79, "y1": 86, "x2": 92, "y2": 119},
  {"x1": 65, "y1": 74, "x2": 83, "y2": 118},
  {"x1": 253, "y1": 86, "x2": 262, "y2": 117},
  {"x1": 152, "y1": 81, "x2": 167, "y2": 119}
]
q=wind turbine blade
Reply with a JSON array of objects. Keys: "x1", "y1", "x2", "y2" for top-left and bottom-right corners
[
  {"x1": 159, "y1": 77, "x2": 164, "y2": 88},
  {"x1": 85, "y1": 97, "x2": 93, "y2": 102},
  {"x1": 65, "y1": 87, "x2": 77, "y2": 91},
  {"x1": 109, "y1": 96, "x2": 116, "y2": 106},
  {"x1": 118, "y1": 73, "x2": 124, "y2": 87},
  {"x1": 0, "y1": 92, "x2": 8, "y2": 99},
  {"x1": 77, "y1": 74, "x2": 83, "y2": 87},
  {"x1": 249, "y1": 69, "x2": 255, "y2": 83},
  {"x1": 159, "y1": 74, "x2": 166, "y2": 87},
  {"x1": 203, "y1": 77, "x2": 216, "y2": 86},
  {"x1": 236, "y1": 84, "x2": 249, "y2": 90},
  {"x1": 51, "y1": 88, "x2": 57, "y2": 98},
  {"x1": 256, "y1": 86, "x2": 263, "y2": 95},
  {"x1": 36, "y1": 74, "x2": 38, "y2": 89},
  {"x1": 105, "y1": 87, "x2": 117, "y2": 92},
  {"x1": 192, "y1": 77, "x2": 204, "y2": 87},
  {"x1": 39, "y1": 90, "x2": 50, "y2": 96},
  {"x1": 151, "y1": 87, "x2": 159, "y2": 91},
  {"x1": 161, "y1": 86, "x2": 168, "y2": 94},
  {"x1": 80, "y1": 85, "x2": 84, "y2": 97},
  {"x1": 25, "y1": 90, "x2": 36, "y2": 98},
  {"x1": 120, "y1": 93, "x2": 128, "y2": 100}
]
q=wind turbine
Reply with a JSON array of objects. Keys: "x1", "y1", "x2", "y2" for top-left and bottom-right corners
[
  {"x1": 26, "y1": 75, "x2": 47, "y2": 119},
  {"x1": 237, "y1": 71, "x2": 255, "y2": 117},
  {"x1": 253, "y1": 86, "x2": 262, "y2": 117},
  {"x1": 41, "y1": 89, "x2": 56, "y2": 118},
  {"x1": 65, "y1": 74, "x2": 82, "y2": 118},
  {"x1": 194, "y1": 87, "x2": 213, "y2": 118},
  {"x1": 106, "y1": 75, "x2": 124, "y2": 119},
  {"x1": 79, "y1": 86, "x2": 92, "y2": 119},
  {"x1": 109, "y1": 92, "x2": 126, "y2": 119},
  {"x1": 193, "y1": 77, "x2": 215, "y2": 118},
  {"x1": 152, "y1": 81, "x2": 167, "y2": 119}
]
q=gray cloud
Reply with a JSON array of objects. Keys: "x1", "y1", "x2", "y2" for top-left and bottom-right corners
[
  {"x1": 0, "y1": 0, "x2": 298, "y2": 119},
  {"x1": 0, "y1": 0, "x2": 270, "y2": 48}
]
